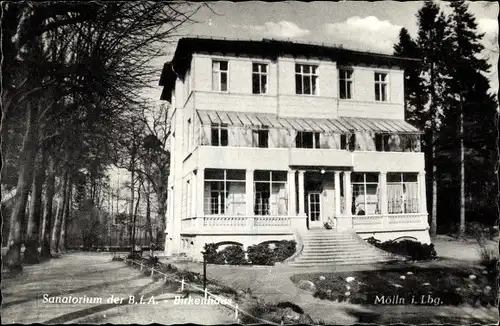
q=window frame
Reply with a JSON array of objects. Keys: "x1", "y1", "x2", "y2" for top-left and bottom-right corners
[
  {"x1": 374, "y1": 72, "x2": 388, "y2": 102},
  {"x1": 295, "y1": 63, "x2": 319, "y2": 95},
  {"x1": 296, "y1": 131, "x2": 321, "y2": 149},
  {"x1": 252, "y1": 62, "x2": 268, "y2": 94},
  {"x1": 252, "y1": 128, "x2": 269, "y2": 148},
  {"x1": 351, "y1": 172, "x2": 380, "y2": 215},
  {"x1": 253, "y1": 170, "x2": 288, "y2": 216},
  {"x1": 210, "y1": 123, "x2": 228, "y2": 147},
  {"x1": 212, "y1": 60, "x2": 229, "y2": 92},
  {"x1": 338, "y1": 68, "x2": 354, "y2": 100},
  {"x1": 204, "y1": 169, "x2": 246, "y2": 215}
]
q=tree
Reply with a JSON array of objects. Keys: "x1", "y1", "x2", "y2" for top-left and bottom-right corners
[
  {"x1": 413, "y1": 0, "x2": 454, "y2": 237},
  {"x1": 446, "y1": 0, "x2": 496, "y2": 238},
  {"x1": 2, "y1": 2, "x2": 203, "y2": 270}
]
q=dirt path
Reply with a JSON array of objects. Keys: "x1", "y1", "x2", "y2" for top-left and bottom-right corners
[{"x1": 1, "y1": 253, "x2": 236, "y2": 324}]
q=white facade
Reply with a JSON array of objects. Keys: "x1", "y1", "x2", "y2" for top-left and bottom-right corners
[{"x1": 160, "y1": 38, "x2": 430, "y2": 260}]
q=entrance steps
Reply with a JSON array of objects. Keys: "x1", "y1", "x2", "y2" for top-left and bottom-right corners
[{"x1": 286, "y1": 229, "x2": 402, "y2": 267}]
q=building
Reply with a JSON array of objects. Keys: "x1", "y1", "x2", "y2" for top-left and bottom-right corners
[{"x1": 159, "y1": 37, "x2": 430, "y2": 261}]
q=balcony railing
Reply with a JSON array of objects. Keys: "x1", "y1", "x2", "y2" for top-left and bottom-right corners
[
  {"x1": 352, "y1": 213, "x2": 428, "y2": 232},
  {"x1": 181, "y1": 215, "x2": 297, "y2": 234}
]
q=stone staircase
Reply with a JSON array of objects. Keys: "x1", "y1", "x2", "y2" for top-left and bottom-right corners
[{"x1": 286, "y1": 228, "x2": 402, "y2": 267}]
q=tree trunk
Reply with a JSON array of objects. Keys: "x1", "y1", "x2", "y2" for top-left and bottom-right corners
[
  {"x1": 146, "y1": 179, "x2": 152, "y2": 245},
  {"x1": 5, "y1": 101, "x2": 38, "y2": 271},
  {"x1": 157, "y1": 187, "x2": 168, "y2": 241},
  {"x1": 459, "y1": 102, "x2": 465, "y2": 238},
  {"x1": 24, "y1": 149, "x2": 47, "y2": 263},
  {"x1": 129, "y1": 167, "x2": 134, "y2": 247},
  {"x1": 40, "y1": 155, "x2": 56, "y2": 257},
  {"x1": 51, "y1": 171, "x2": 68, "y2": 255},
  {"x1": 132, "y1": 180, "x2": 141, "y2": 251},
  {"x1": 59, "y1": 179, "x2": 72, "y2": 252}
]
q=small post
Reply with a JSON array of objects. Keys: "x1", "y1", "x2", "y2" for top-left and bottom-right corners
[
  {"x1": 164, "y1": 275, "x2": 167, "y2": 283},
  {"x1": 150, "y1": 268, "x2": 154, "y2": 277},
  {"x1": 235, "y1": 304, "x2": 239, "y2": 320},
  {"x1": 140, "y1": 263, "x2": 143, "y2": 271},
  {"x1": 204, "y1": 287, "x2": 208, "y2": 300},
  {"x1": 201, "y1": 250, "x2": 207, "y2": 292},
  {"x1": 181, "y1": 278, "x2": 185, "y2": 292}
]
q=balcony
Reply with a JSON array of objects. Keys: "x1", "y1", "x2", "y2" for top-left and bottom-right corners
[{"x1": 351, "y1": 213, "x2": 428, "y2": 232}]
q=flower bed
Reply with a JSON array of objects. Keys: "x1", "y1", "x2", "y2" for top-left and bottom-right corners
[{"x1": 291, "y1": 266, "x2": 496, "y2": 307}]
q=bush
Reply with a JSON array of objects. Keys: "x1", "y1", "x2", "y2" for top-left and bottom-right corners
[
  {"x1": 479, "y1": 247, "x2": 498, "y2": 276},
  {"x1": 273, "y1": 240, "x2": 296, "y2": 262},
  {"x1": 126, "y1": 252, "x2": 142, "y2": 260},
  {"x1": 247, "y1": 243, "x2": 275, "y2": 265},
  {"x1": 367, "y1": 238, "x2": 436, "y2": 261},
  {"x1": 219, "y1": 245, "x2": 247, "y2": 265}
]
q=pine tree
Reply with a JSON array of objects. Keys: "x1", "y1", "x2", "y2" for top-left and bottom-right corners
[
  {"x1": 446, "y1": 0, "x2": 497, "y2": 238},
  {"x1": 414, "y1": 0, "x2": 454, "y2": 237},
  {"x1": 393, "y1": 28, "x2": 427, "y2": 130}
]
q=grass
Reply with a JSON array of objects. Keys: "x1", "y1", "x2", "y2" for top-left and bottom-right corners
[{"x1": 291, "y1": 265, "x2": 496, "y2": 307}]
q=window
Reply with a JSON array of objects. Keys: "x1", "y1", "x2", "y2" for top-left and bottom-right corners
[
  {"x1": 212, "y1": 60, "x2": 228, "y2": 91},
  {"x1": 252, "y1": 63, "x2": 268, "y2": 94},
  {"x1": 295, "y1": 64, "x2": 318, "y2": 95},
  {"x1": 374, "y1": 72, "x2": 388, "y2": 101},
  {"x1": 211, "y1": 124, "x2": 228, "y2": 146},
  {"x1": 375, "y1": 133, "x2": 391, "y2": 152},
  {"x1": 295, "y1": 131, "x2": 320, "y2": 149},
  {"x1": 387, "y1": 173, "x2": 419, "y2": 213},
  {"x1": 254, "y1": 171, "x2": 288, "y2": 215},
  {"x1": 204, "y1": 169, "x2": 246, "y2": 215},
  {"x1": 252, "y1": 128, "x2": 269, "y2": 148},
  {"x1": 340, "y1": 133, "x2": 355, "y2": 151},
  {"x1": 339, "y1": 69, "x2": 353, "y2": 99},
  {"x1": 351, "y1": 173, "x2": 379, "y2": 215}
]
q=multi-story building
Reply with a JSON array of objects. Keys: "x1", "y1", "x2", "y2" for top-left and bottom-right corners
[{"x1": 159, "y1": 37, "x2": 430, "y2": 261}]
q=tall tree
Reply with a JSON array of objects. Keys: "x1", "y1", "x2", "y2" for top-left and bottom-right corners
[
  {"x1": 413, "y1": 0, "x2": 453, "y2": 237},
  {"x1": 446, "y1": 0, "x2": 496, "y2": 238}
]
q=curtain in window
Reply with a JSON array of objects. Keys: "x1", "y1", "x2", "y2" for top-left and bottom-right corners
[
  {"x1": 201, "y1": 125, "x2": 212, "y2": 145},
  {"x1": 226, "y1": 182, "x2": 245, "y2": 215},
  {"x1": 319, "y1": 133, "x2": 340, "y2": 149},
  {"x1": 271, "y1": 183, "x2": 288, "y2": 215},
  {"x1": 228, "y1": 127, "x2": 239, "y2": 146},
  {"x1": 387, "y1": 183, "x2": 403, "y2": 213},
  {"x1": 268, "y1": 128, "x2": 279, "y2": 148},
  {"x1": 387, "y1": 134, "x2": 402, "y2": 151},
  {"x1": 355, "y1": 132, "x2": 376, "y2": 151}
]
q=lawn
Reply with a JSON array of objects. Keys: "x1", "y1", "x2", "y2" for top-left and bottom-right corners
[{"x1": 291, "y1": 265, "x2": 496, "y2": 307}]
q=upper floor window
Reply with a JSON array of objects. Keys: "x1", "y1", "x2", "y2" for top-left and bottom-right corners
[
  {"x1": 339, "y1": 69, "x2": 353, "y2": 99},
  {"x1": 252, "y1": 128, "x2": 269, "y2": 148},
  {"x1": 295, "y1": 64, "x2": 318, "y2": 95},
  {"x1": 212, "y1": 60, "x2": 228, "y2": 92},
  {"x1": 296, "y1": 131, "x2": 320, "y2": 149},
  {"x1": 374, "y1": 72, "x2": 388, "y2": 101},
  {"x1": 211, "y1": 124, "x2": 228, "y2": 146},
  {"x1": 252, "y1": 63, "x2": 268, "y2": 94}
]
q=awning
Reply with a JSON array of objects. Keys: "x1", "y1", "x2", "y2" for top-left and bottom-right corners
[{"x1": 196, "y1": 110, "x2": 422, "y2": 134}]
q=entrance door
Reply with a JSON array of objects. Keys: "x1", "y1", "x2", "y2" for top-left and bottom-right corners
[{"x1": 308, "y1": 192, "x2": 322, "y2": 228}]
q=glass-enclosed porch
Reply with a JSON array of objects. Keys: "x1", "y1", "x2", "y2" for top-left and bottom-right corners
[{"x1": 179, "y1": 168, "x2": 428, "y2": 234}]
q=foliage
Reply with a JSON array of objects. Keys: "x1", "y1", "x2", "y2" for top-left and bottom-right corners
[
  {"x1": 219, "y1": 245, "x2": 247, "y2": 265},
  {"x1": 273, "y1": 240, "x2": 297, "y2": 262},
  {"x1": 478, "y1": 247, "x2": 498, "y2": 276},
  {"x1": 247, "y1": 243, "x2": 275, "y2": 266},
  {"x1": 323, "y1": 222, "x2": 333, "y2": 230},
  {"x1": 294, "y1": 267, "x2": 496, "y2": 307},
  {"x1": 366, "y1": 237, "x2": 436, "y2": 261}
]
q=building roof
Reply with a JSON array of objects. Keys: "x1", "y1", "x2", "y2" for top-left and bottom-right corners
[
  {"x1": 196, "y1": 110, "x2": 422, "y2": 134},
  {"x1": 159, "y1": 37, "x2": 420, "y2": 101}
]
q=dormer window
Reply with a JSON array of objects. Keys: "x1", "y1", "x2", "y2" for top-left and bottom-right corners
[{"x1": 212, "y1": 60, "x2": 228, "y2": 91}]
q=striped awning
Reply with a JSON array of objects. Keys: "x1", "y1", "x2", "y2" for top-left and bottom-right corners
[{"x1": 196, "y1": 110, "x2": 422, "y2": 134}]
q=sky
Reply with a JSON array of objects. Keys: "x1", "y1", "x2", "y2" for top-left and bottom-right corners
[{"x1": 148, "y1": 1, "x2": 499, "y2": 100}]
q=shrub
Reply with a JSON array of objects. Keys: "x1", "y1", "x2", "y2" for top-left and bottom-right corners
[
  {"x1": 479, "y1": 247, "x2": 498, "y2": 276},
  {"x1": 126, "y1": 252, "x2": 142, "y2": 260},
  {"x1": 247, "y1": 243, "x2": 274, "y2": 265},
  {"x1": 219, "y1": 245, "x2": 247, "y2": 265},
  {"x1": 273, "y1": 240, "x2": 296, "y2": 262},
  {"x1": 323, "y1": 222, "x2": 333, "y2": 230},
  {"x1": 203, "y1": 243, "x2": 220, "y2": 263},
  {"x1": 367, "y1": 239, "x2": 436, "y2": 261}
]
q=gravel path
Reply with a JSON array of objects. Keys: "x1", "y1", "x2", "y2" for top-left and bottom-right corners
[{"x1": 2, "y1": 253, "x2": 236, "y2": 324}]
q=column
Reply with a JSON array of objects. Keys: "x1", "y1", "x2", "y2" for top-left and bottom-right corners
[
  {"x1": 298, "y1": 170, "x2": 305, "y2": 215},
  {"x1": 288, "y1": 170, "x2": 296, "y2": 216},
  {"x1": 334, "y1": 171, "x2": 341, "y2": 217},
  {"x1": 196, "y1": 168, "x2": 205, "y2": 218},
  {"x1": 246, "y1": 169, "x2": 255, "y2": 217},
  {"x1": 379, "y1": 172, "x2": 388, "y2": 215},
  {"x1": 344, "y1": 171, "x2": 352, "y2": 216},
  {"x1": 418, "y1": 171, "x2": 427, "y2": 214}
]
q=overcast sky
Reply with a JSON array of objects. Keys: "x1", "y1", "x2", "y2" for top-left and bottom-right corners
[{"x1": 147, "y1": 1, "x2": 498, "y2": 101}]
